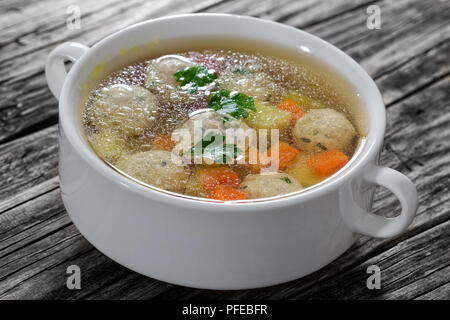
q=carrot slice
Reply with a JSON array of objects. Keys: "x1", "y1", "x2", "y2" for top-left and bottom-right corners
[
  {"x1": 196, "y1": 167, "x2": 240, "y2": 192},
  {"x1": 276, "y1": 99, "x2": 305, "y2": 124},
  {"x1": 269, "y1": 141, "x2": 300, "y2": 170},
  {"x1": 152, "y1": 134, "x2": 175, "y2": 151},
  {"x1": 210, "y1": 185, "x2": 246, "y2": 201},
  {"x1": 307, "y1": 149, "x2": 349, "y2": 177}
]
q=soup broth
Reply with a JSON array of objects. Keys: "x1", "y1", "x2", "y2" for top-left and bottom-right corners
[{"x1": 82, "y1": 37, "x2": 365, "y2": 201}]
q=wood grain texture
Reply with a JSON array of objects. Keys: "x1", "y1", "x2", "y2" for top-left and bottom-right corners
[{"x1": 0, "y1": 0, "x2": 449, "y2": 299}]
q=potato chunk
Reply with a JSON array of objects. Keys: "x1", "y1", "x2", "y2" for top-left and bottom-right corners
[
  {"x1": 286, "y1": 90, "x2": 325, "y2": 111},
  {"x1": 245, "y1": 102, "x2": 291, "y2": 132},
  {"x1": 286, "y1": 153, "x2": 324, "y2": 187}
]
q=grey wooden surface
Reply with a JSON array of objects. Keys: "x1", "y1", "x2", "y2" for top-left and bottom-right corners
[{"x1": 0, "y1": 0, "x2": 449, "y2": 300}]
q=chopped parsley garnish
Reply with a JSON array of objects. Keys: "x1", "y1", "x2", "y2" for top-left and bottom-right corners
[
  {"x1": 207, "y1": 89, "x2": 256, "y2": 121},
  {"x1": 233, "y1": 68, "x2": 254, "y2": 75},
  {"x1": 317, "y1": 143, "x2": 327, "y2": 151},
  {"x1": 174, "y1": 65, "x2": 217, "y2": 92},
  {"x1": 189, "y1": 132, "x2": 242, "y2": 164},
  {"x1": 300, "y1": 137, "x2": 311, "y2": 143},
  {"x1": 281, "y1": 177, "x2": 292, "y2": 184}
]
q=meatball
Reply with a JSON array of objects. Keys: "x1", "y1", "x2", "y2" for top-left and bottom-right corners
[
  {"x1": 184, "y1": 172, "x2": 209, "y2": 198},
  {"x1": 217, "y1": 69, "x2": 286, "y2": 103},
  {"x1": 115, "y1": 150, "x2": 190, "y2": 192},
  {"x1": 241, "y1": 172, "x2": 302, "y2": 199},
  {"x1": 145, "y1": 54, "x2": 194, "y2": 89},
  {"x1": 292, "y1": 108, "x2": 356, "y2": 153},
  {"x1": 175, "y1": 109, "x2": 227, "y2": 143},
  {"x1": 88, "y1": 129, "x2": 128, "y2": 163},
  {"x1": 89, "y1": 84, "x2": 159, "y2": 136}
]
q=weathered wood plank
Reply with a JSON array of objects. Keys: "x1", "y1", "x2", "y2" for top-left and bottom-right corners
[
  {"x1": 306, "y1": 0, "x2": 450, "y2": 75},
  {"x1": 0, "y1": 176, "x2": 59, "y2": 214},
  {"x1": 287, "y1": 218, "x2": 450, "y2": 299},
  {"x1": 0, "y1": 125, "x2": 58, "y2": 200},
  {"x1": 0, "y1": 240, "x2": 173, "y2": 300},
  {"x1": 201, "y1": 0, "x2": 375, "y2": 27},
  {"x1": 0, "y1": 186, "x2": 64, "y2": 257},
  {"x1": 387, "y1": 265, "x2": 450, "y2": 300},
  {"x1": 415, "y1": 282, "x2": 450, "y2": 300},
  {"x1": 0, "y1": 222, "x2": 85, "y2": 296},
  {"x1": 0, "y1": 0, "x2": 227, "y2": 75},
  {"x1": 376, "y1": 40, "x2": 450, "y2": 106}
]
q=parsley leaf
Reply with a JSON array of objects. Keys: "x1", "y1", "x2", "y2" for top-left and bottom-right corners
[
  {"x1": 174, "y1": 65, "x2": 217, "y2": 92},
  {"x1": 300, "y1": 137, "x2": 311, "y2": 143},
  {"x1": 316, "y1": 143, "x2": 327, "y2": 151},
  {"x1": 208, "y1": 89, "x2": 256, "y2": 121},
  {"x1": 233, "y1": 68, "x2": 254, "y2": 75},
  {"x1": 281, "y1": 177, "x2": 292, "y2": 184},
  {"x1": 189, "y1": 131, "x2": 242, "y2": 164}
]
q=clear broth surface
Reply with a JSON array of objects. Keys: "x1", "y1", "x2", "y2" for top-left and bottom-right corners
[{"x1": 81, "y1": 37, "x2": 366, "y2": 201}]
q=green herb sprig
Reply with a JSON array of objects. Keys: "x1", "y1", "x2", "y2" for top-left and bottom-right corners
[
  {"x1": 280, "y1": 177, "x2": 292, "y2": 184},
  {"x1": 207, "y1": 89, "x2": 256, "y2": 121},
  {"x1": 189, "y1": 132, "x2": 242, "y2": 164},
  {"x1": 174, "y1": 65, "x2": 217, "y2": 92}
]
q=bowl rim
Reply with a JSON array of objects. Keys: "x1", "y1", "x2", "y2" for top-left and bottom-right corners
[{"x1": 59, "y1": 13, "x2": 386, "y2": 210}]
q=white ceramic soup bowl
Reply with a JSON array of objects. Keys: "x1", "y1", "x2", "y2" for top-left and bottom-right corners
[{"x1": 46, "y1": 14, "x2": 418, "y2": 289}]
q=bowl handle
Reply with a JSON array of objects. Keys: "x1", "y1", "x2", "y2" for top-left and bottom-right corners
[
  {"x1": 341, "y1": 165, "x2": 418, "y2": 238},
  {"x1": 45, "y1": 42, "x2": 89, "y2": 100}
]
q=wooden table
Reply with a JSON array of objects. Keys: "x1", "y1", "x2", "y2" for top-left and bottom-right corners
[{"x1": 0, "y1": 0, "x2": 449, "y2": 300}]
